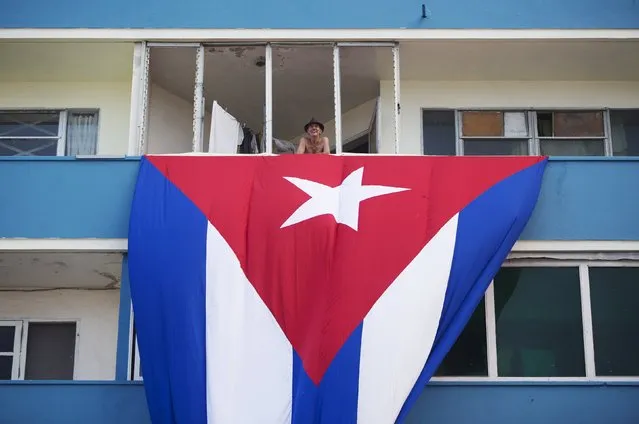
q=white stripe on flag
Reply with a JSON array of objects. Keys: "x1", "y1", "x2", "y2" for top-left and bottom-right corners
[
  {"x1": 205, "y1": 222, "x2": 293, "y2": 424},
  {"x1": 357, "y1": 214, "x2": 458, "y2": 424}
]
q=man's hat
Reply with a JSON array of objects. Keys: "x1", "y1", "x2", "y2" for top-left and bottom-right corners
[{"x1": 304, "y1": 117, "x2": 324, "y2": 133}]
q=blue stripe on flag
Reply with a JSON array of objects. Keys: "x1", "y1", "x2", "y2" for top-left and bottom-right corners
[
  {"x1": 292, "y1": 323, "x2": 363, "y2": 424},
  {"x1": 395, "y1": 159, "x2": 547, "y2": 423},
  {"x1": 128, "y1": 158, "x2": 208, "y2": 424}
]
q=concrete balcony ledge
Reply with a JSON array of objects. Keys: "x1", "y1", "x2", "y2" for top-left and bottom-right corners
[
  {"x1": 0, "y1": 380, "x2": 637, "y2": 424},
  {"x1": 1, "y1": 156, "x2": 638, "y2": 240}
]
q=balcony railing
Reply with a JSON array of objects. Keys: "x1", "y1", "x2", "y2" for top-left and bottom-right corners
[
  {"x1": 0, "y1": 380, "x2": 637, "y2": 424},
  {"x1": 1, "y1": 156, "x2": 638, "y2": 240}
]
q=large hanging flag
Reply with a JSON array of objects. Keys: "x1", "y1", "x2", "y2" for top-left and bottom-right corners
[{"x1": 128, "y1": 154, "x2": 547, "y2": 424}]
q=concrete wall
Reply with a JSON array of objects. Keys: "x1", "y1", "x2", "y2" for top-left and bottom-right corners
[
  {"x1": 2, "y1": 157, "x2": 639, "y2": 240},
  {"x1": 0, "y1": 381, "x2": 637, "y2": 424},
  {"x1": 0, "y1": 158, "x2": 138, "y2": 238},
  {"x1": 147, "y1": 83, "x2": 212, "y2": 154},
  {"x1": 0, "y1": 289, "x2": 120, "y2": 380},
  {"x1": 1, "y1": 0, "x2": 636, "y2": 29},
  {"x1": 378, "y1": 80, "x2": 639, "y2": 155},
  {"x1": 0, "y1": 382, "x2": 151, "y2": 424},
  {"x1": 0, "y1": 42, "x2": 134, "y2": 156}
]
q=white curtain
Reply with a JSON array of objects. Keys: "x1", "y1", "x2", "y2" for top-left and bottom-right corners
[{"x1": 66, "y1": 112, "x2": 98, "y2": 155}]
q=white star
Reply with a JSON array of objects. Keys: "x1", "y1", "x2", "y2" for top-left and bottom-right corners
[{"x1": 280, "y1": 167, "x2": 410, "y2": 231}]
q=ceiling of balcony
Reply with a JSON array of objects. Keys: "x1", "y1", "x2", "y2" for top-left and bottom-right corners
[
  {"x1": 0, "y1": 252, "x2": 122, "y2": 290},
  {"x1": 150, "y1": 39, "x2": 639, "y2": 140}
]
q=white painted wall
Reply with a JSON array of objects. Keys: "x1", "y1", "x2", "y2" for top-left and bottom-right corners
[
  {"x1": 323, "y1": 98, "x2": 377, "y2": 146},
  {"x1": 0, "y1": 289, "x2": 120, "y2": 380},
  {"x1": 0, "y1": 42, "x2": 134, "y2": 155},
  {"x1": 379, "y1": 80, "x2": 639, "y2": 154},
  {"x1": 147, "y1": 83, "x2": 212, "y2": 154}
]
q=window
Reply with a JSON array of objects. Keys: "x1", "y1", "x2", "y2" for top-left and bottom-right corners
[
  {"x1": 461, "y1": 111, "x2": 530, "y2": 155},
  {"x1": 494, "y1": 267, "x2": 585, "y2": 377},
  {"x1": 0, "y1": 110, "x2": 99, "y2": 156},
  {"x1": 0, "y1": 320, "x2": 77, "y2": 380},
  {"x1": 434, "y1": 257, "x2": 639, "y2": 380},
  {"x1": 422, "y1": 110, "x2": 456, "y2": 156},
  {"x1": 610, "y1": 110, "x2": 639, "y2": 156},
  {"x1": 537, "y1": 111, "x2": 605, "y2": 156},
  {"x1": 435, "y1": 298, "x2": 488, "y2": 377},
  {"x1": 422, "y1": 109, "x2": 639, "y2": 157},
  {"x1": 0, "y1": 321, "x2": 22, "y2": 380},
  {"x1": 589, "y1": 267, "x2": 639, "y2": 376}
]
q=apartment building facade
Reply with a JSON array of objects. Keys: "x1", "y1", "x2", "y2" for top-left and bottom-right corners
[{"x1": 0, "y1": 0, "x2": 638, "y2": 422}]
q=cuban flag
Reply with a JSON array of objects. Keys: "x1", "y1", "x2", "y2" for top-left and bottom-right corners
[{"x1": 128, "y1": 154, "x2": 547, "y2": 424}]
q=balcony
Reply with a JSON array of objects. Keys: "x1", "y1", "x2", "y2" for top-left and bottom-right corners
[
  {"x1": 0, "y1": 380, "x2": 637, "y2": 424},
  {"x1": 1, "y1": 157, "x2": 638, "y2": 240}
]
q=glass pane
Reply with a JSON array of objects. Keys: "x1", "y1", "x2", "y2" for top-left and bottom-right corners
[
  {"x1": 494, "y1": 267, "x2": 585, "y2": 377},
  {"x1": 504, "y1": 112, "x2": 528, "y2": 137},
  {"x1": 0, "y1": 138, "x2": 58, "y2": 156},
  {"x1": 462, "y1": 111, "x2": 503, "y2": 137},
  {"x1": 610, "y1": 110, "x2": 639, "y2": 156},
  {"x1": 0, "y1": 326, "x2": 15, "y2": 352},
  {"x1": 25, "y1": 323, "x2": 76, "y2": 380},
  {"x1": 464, "y1": 139, "x2": 529, "y2": 156},
  {"x1": 540, "y1": 139, "x2": 604, "y2": 156},
  {"x1": 435, "y1": 298, "x2": 487, "y2": 376},
  {"x1": 66, "y1": 111, "x2": 99, "y2": 155},
  {"x1": 0, "y1": 356, "x2": 13, "y2": 380},
  {"x1": 422, "y1": 110, "x2": 456, "y2": 155},
  {"x1": 537, "y1": 112, "x2": 553, "y2": 137},
  {"x1": 553, "y1": 111, "x2": 604, "y2": 137},
  {"x1": 0, "y1": 112, "x2": 59, "y2": 137},
  {"x1": 589, "y1": 267, "x2": 639, "y2": 376}
]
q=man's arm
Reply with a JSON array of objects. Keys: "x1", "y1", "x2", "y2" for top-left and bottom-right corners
[{"x1": 296, "y1": 138, "x2": 306, "y2": 154}]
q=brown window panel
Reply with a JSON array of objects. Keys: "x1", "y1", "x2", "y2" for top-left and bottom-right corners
[
  {"x1": 554, "y1": 111, "x2": 604, "y2": 137},
  {"x1": 462, "y1": 111, "x2": 504, "y2": 137}
]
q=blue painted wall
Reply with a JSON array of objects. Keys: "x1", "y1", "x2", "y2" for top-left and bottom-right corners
[
  {"x1": 0, "y1": 381, "x2": 637, "y2": 424},
  {"x1": 405, "y1": 382, "x2": 639, "y2": 424},
  {"x1": 520, "y1": 158, "x2": 639, "y2": 240},
  {"x1": 1, "y1": 157, "x2": 638, "y2": 241},
  {"x1": 0, "y1": 382, "x2": 151, "y2": 424},
  {"x1": 0, "y1": 157, "x2": 138, "y2": 239},
  {"x1": 1, "y1": 0, "x2": 638, "y2": 29}
]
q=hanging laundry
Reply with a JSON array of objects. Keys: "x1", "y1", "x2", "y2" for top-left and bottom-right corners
[
  {"x1": 240, "y1": 127, "x2": 260, "y2": 154},
  {"x1": 208, "y1": 101, "x2": 243, "y2": 154}
]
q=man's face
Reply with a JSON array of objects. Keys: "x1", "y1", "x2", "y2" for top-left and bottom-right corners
[{"x1": 307, "y1": 124, "x2": 322, "y2": 137}]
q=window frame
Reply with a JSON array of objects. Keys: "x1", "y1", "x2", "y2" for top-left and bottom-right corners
[
  {"x1": 0, "y1": 319, "x2": 80, "y2": 380},
  {"x1": 0, "y1": 321, "x2": 23, "y2": 380},
  {"x1": 457, "y1": 110, "x2": 534, "y2": 156},
  {"x1": 130, "y1": 324, "x2": 143, "y2": 381},
  {"x1": 0, "y1": 109, "x2": 99, "y2": 157},
  {"x1": 421, "y1": 108, "x2": 616, "y2": 157},
  {"x1": 432, "y1": 254, "x2": 639, "y2": 383},
  {"x1": 130, "y1": 42, "x2": 401, "y2": 155}
]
